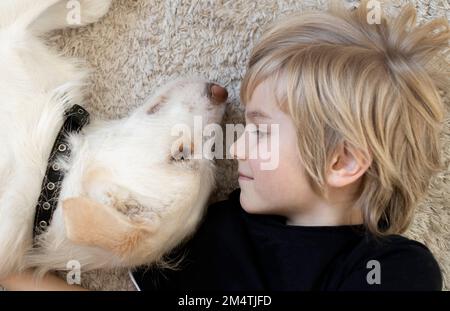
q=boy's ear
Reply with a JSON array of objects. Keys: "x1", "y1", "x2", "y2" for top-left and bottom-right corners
[
  {"x1": 62, "y1": 196, "x2": 156, "y2": 258},
  {"x1": 326, "y1": 142, "x2": 372, "y2": 188}
]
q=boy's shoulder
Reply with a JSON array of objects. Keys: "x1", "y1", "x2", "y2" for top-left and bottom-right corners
[
  {"x1": 204, "y1": 190, "x2": 443, "y2": 290},
  {"x1": 335, "y1": 233, "x2": 443, "y2": 290}
]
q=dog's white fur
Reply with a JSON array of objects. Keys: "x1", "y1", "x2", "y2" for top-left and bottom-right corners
[{"x1": 0, "y1": 0, "x2": 226, "y2": 278}]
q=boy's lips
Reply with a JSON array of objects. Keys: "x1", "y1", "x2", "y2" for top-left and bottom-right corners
[{"x1": 238, "y1": 172, "x2": 254, "y2": 181}]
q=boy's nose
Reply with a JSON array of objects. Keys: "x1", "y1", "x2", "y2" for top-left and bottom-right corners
[{"x1": 207, "y1": 83, "x2": 228, "y2": 104}]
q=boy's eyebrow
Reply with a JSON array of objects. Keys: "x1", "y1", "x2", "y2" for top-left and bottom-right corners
[{"x1": 245, "y1": 110, "x2": 271, "y2": 120}]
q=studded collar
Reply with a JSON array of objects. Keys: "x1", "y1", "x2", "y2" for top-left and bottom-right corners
[{"x1": 33, "y1": 104, "x2": 90, "y2": 242}]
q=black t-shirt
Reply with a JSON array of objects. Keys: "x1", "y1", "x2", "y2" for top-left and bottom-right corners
[{"x1": 131, "y1": 189, "x2": 442, "y2": 291}]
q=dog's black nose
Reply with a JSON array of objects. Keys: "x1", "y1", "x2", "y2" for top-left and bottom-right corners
[{"x1": 207, "y1": 83, "x2": 228, "y2": 104}]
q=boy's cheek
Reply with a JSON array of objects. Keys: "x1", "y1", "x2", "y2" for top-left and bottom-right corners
[{"x1": 252, "y1": 168, "x2": 282, "y2": 200}]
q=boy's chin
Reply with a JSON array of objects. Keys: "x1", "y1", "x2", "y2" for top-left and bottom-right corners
[{"x1": 239, "y1": 190, "x2": 269, "y2": 215}]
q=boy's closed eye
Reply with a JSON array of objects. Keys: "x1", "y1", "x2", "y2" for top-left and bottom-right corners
[
  {"x1": 245, "y1": 110, "x2": 273, "y2": 139},
  {"x1": 249, "y1": 125, "x2": 269, "y2": 139}
]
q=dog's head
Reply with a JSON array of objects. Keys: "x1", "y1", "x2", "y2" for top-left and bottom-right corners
[
  {"x1": 62, "y1": 78, "x2": 228, "y2": 266},
  {"x1": 138, "y1": 77, "x2": 228, "y2": 161}
]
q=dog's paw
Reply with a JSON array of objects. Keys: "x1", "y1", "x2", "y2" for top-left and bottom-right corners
[{"x1": 62, "y1": 196, "x2": 155, "y2": 258}]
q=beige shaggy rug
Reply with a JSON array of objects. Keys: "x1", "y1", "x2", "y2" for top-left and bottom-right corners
[{"x1": 8, "y1": 0, "x2": 450, "y2": 290}]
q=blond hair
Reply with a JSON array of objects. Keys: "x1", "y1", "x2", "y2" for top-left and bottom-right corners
[{"x1": 240, "y1": 1, "x2": 450, "y2": 236}]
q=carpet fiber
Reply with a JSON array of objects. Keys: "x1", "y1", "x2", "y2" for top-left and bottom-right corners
[{"x1": 44, "y1": 0, "x2": 450, "y2": 290}]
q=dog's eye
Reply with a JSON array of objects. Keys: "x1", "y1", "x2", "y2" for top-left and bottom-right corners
[
  {"x1": 170, "y1": 142, "x2": 193, "y2": 162},
  {"x1": 147, "y1": 95, "x2": 167, "y2": 115}
]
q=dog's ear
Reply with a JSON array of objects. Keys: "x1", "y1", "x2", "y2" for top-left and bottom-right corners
[{"x1": 62, "y1": 196, "x2": 156, "y2": 258}]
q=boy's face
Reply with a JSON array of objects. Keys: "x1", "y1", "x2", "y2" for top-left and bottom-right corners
[{"x1": 230, "y1": 79, "x2": 320, "y2": 219}]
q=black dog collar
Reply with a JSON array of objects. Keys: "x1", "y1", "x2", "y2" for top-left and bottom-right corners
[{"x1": 33, "y1": 104, "x2": 90, "y2": 242}]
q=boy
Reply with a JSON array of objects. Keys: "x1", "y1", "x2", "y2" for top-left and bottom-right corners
[{"x1": 1, "y1": 1, "x2": 447, "y2": 290}]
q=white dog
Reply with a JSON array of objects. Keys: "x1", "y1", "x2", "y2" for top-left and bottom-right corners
[{"x1": 0, "y1": 0, "x2": 228, "y2": 278}]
